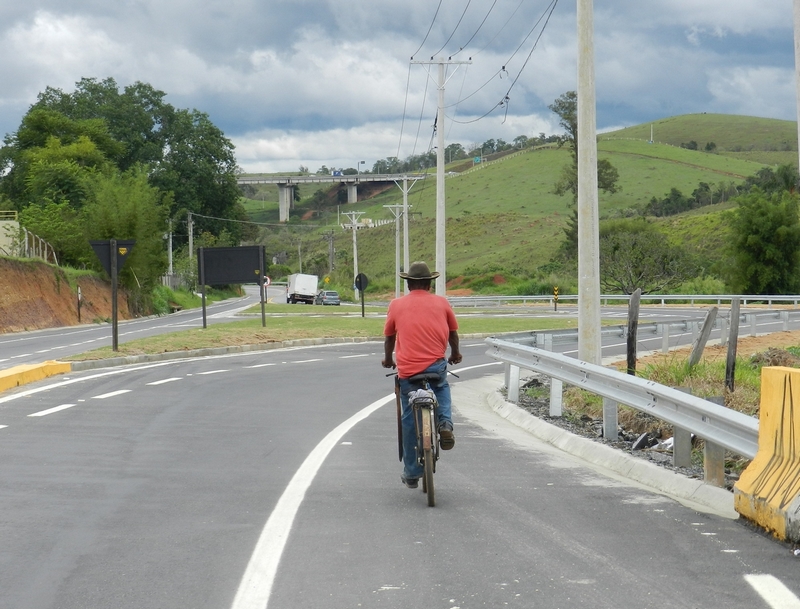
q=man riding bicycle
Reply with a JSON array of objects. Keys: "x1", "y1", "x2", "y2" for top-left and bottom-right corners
[{"x1": 381, "y1": 261, "x2": 463, "y2": 489}]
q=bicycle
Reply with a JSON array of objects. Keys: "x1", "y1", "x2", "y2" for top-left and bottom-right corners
[{"x1": 391, "y1": 370, "x2": 454, "y2": 507}]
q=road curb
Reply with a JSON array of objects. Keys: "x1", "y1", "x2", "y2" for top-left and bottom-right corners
[{"x1": 476, "y1": 375, "x2": 738, "y2": 518}]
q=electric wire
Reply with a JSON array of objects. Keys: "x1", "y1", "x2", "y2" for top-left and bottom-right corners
[
  {"x1": 395, "y1": 63, "x2": 414, "y2": 160},
  {"x1": 450, "y1": 0, "x2": 499, "y2": 57},
  {"x1": 448, "y1": 0, "x2": 560, "y2": 124},
  {"x1": 410, "y1": 0, "x2": 444, "y2": 59},
  {"x1": 472, "y1": 0, "x2": 526, "y2": 57},
  {"x1": 430, "y1": 0, "x2": 472, "y2": 58}
]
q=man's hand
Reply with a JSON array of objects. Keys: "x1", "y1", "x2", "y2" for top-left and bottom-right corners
[
  {"x1": 448, "y1": 352, "x2": 463, "y2": 365},
  {"x1": 382, "y1": 358, "x2": 396, "y2": 369}
]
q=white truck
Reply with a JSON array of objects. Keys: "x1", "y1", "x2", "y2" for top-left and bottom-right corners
[{"x1": 286, "y1": 273, "x2": 318, "y2": 304}]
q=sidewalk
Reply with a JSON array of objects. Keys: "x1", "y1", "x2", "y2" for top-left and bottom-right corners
[{"x1": 452, "y1": 374, "x2": 738, "y2": 520}]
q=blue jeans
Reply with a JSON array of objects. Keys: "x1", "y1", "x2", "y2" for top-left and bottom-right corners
[{"x1": 398, "y1": 359, "x2": 453, "y2": 480}]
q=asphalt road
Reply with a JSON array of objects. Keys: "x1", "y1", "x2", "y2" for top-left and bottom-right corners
[{"x1": 1, "y1": 339, "x2": 799, "y2": 608}]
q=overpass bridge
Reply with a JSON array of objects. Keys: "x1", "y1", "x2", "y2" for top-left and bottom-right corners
[{"x1": 237, "y1": 173, "x2": 428, "y2": 222}]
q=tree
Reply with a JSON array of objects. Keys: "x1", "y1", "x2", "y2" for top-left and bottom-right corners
[
  {"x1": 599, "y1": 218, "x2": 693, "y2": 294},
  {"x1": 724, "y1": 189, "x2": 800, "y2": 294},
  {"x1": 549, "y1": 91, "x2": 621, "y2": 260},
  {"x1": 2, "y1": 78, "x2": 244, "y2": 247}
]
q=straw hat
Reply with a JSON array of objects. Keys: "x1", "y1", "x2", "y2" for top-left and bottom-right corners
[{"x1": 399, "y1": 261, "x2": 440, "y2": 280}]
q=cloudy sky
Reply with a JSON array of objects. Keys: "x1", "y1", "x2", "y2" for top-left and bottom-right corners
[{"x1": 0, "y1": 0, "x2": 795, "y2": 173}]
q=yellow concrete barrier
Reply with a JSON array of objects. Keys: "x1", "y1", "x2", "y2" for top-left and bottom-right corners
[
  {"x1": 0, "y1": 361, "x2": 73, "y2": 394},
  {"x1": 734, "y1": 366, "x2": 800, "y2": 541}
]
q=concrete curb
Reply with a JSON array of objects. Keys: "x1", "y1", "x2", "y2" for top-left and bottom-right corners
[{"x1": 480, "y1": 376, "x2": 738, "y2": 518}]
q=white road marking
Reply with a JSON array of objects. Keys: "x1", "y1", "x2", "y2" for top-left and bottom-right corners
[
  {"x1": 291, "y1": 359, "x2": 322, "y2": 364},
  {"x1": 29, "y1": 404, "x2": 77, "y2": 417},
  {"x1": 146, "y1": 378, "x2": 183, "y2": 386},
  {"x1": 198, "y1": 369, "x2": 228, "y2": 375},
  {"x1": 340, "y1": 354, "x2": 369, "y2": 359},
  {"x1": 745, "y1": 574, "x2": 800, "y2": 608},
  {"x1": 0, "y1": 425, "x2": 7, "y2": 430},
  {"x1": 92, "y1": 390, "x2": 132, "y2": 399},
  {"x1": 230, "y1": 393, "x2": 392, "y2": 609},
  {"x1": 244, "y1": 363, "x2": 276, "y2": 369}
]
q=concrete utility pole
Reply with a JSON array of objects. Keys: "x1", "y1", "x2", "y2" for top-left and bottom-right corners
[
  {"x1": 577, "y1": 0, "x2": 602, "y2": 365},
  {"x1": 411, "y1": 57, "x2": 471, "y2": 296},
  {"x1": 384, "y1": 205, "x2": 405, "y2": 299},
  {"x1": 795, "y1": 0, "x2": 800, "y2": 178},
  {"x1": 188, "y1": 212, "x2": 194, "y2": 260},
  {"x1": 323, "y1": 230, "x2": 335, "y2": 274},
  {"x1": 392, "y1": 175, "x2": 420, "y2": 295},
  {"x1": 342, "y1": 211, "x2": 364, "y2": 299}
]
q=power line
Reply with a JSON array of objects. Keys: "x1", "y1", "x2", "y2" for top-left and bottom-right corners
[
  {"x1": 450, "y1": 0, "x2": 499, "y2": 57},
  {"x1": 410, "y1": 0, "x2": 444, "y2": 59},
  {"x1": 431, "y1": 0, "x2": 473, "y2": 58}
]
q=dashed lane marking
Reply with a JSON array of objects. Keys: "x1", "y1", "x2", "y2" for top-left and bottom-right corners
[
  {"x1": 92, "y1": 390, "x2": 132, "y2": 399},
  {"x1": 29, "y1": 404, "x2": 77, "y2": 417},
  {"x1": 146, "y1": 378, "x2": 183, "y2": 386}
]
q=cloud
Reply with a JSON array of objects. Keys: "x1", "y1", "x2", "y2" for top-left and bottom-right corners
[{"x1": 0, "y1": 1, "x2": 796, "y2": 172}]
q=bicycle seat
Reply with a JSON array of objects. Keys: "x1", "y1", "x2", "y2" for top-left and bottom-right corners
[{"x1": 406, "y1": 372, "x2": 441, "y2": 384}]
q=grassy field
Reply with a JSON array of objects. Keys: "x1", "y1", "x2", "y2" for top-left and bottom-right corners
[
  {"x1": 237, "y1": 113, "x2": 796, "y2": 293},
  {"x1": 64, "y1": 311, "x2": 578, "y2": 361}
]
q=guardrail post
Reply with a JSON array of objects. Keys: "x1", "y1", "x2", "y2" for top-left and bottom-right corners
[
  {"x1": 719, "y1": 316, "x2": 728, "y2": 347},
  {"x1": 507, "y1": 365, "x2": 521, "y2": 403},
  {"x1": 673, "y1": 388, "x2": 694, "y2": 468},
  {"x1": 750, "y1": 313, "x2": 757, "y2": 337},
  {"x1": 602, "y1": 397, "x2": 618, "y2": 440},
  {"x1": 782, "y1": 310, "x2": 789, "y2": 331},
  {"x1": 704, "y1": 396, "x2": 727, "y2": 487},
  {"x1": 550, "y1": 378, "x2": 563, "y2": 416},
  {"x1": 660, "y1": 323, "x2": 669, "y2": 353}
]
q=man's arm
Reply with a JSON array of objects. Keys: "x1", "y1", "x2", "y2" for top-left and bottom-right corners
[
  {"x1": 447, "y1": 331, "x2": 462, "y2": 365},
  {"x1": 382, "y1": 335, "x2": 396, "y2": 368}
]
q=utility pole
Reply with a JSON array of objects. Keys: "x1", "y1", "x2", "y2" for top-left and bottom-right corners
[
  {"x1": 323, "y1": 231, "x2": 335, "y2": 274},
  {"x1": 795, "y1": 0, "x2": 800, "y2": 178},
  {"x1": 384, "y1": 205, "x2": 404, "y2": 299},
  {"x1": 392, "y1": 175, "x2": 420, "y2": 294},
  {"x1": 577, "y1": 0, "x2": 601, "y2": 365},
  {"x1": 342, "y1": 211, "x2": 364, "y2": 299},
  {"x1": 188, "y1": 212, "x2": 194, "y2": 260},
  {"x1": 167, "y1": 218, "x2": 173, "y2": 275},
  {"x1": 411, "y1": 57, "x2": 471, "y2": 296}
]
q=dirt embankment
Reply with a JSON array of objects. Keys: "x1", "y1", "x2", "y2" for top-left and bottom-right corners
[{"x1": 0, "y1": 258, "x2": 130, "y2": 334}]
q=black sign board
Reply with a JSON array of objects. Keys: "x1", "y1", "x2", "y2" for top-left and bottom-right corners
[
  {"x1": 89, "y1": 239, "x2": 136, "y2": 352},
  {"x1": 90, "y1": 240, "x2": 136, "y2": 278},
  {"x1": 198, "y1": 246, "x2": 266, "y2": 286},
  {"x1": 197, "y1": 245, "x2": 267, "y2": 329}
]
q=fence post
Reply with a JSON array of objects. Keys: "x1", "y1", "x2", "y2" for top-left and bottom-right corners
[
  {"x1": 782, "y1": 310, "x2": 790, "y2": 332},
  {"x1": 661, "y1": 323, "x2": 670, "y2": 353}
]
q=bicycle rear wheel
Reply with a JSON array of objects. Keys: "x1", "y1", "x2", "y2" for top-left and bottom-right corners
[
  {"x1": 423, "y1": 447, "x2": 435, "y2": 507},
  {"x1": 421, "y1": 408, "x2": 435, "y2": 507}
]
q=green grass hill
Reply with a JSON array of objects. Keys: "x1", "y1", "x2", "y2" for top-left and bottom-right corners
[{"x1": 240, "y1": 114, "x2": 799, "y2": 295}]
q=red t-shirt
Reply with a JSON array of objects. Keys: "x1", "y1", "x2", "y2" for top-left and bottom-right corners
[{"x1": 384, "y1": 290, "x2": 458, "y2": 378}]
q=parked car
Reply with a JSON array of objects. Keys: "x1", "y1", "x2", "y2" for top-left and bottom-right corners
[{"x1": 314, "y1": 290, "x2": 341, "y2": 305}]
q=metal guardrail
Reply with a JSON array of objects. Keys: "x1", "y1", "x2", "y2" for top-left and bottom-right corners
[
  {"x1": 448, "y1": 294, "x2": 800, "y2": 307},
  {"x1": 485, "y1": 338, "x2": 759, "y2": 460}
]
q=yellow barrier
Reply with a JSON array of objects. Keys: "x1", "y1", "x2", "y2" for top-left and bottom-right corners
[
  {"x1": 0, "y1": 361, "x2": 72, "y2": 394},
  {"x1": 734, "y1": 366, "x2": 800, "y2": 541}
]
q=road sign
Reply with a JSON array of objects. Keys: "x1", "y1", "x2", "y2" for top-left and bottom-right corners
[
  {"x1": 355, "y1": 273, "x2": 368, "y2": 291},
  {"x1": 264, "y1": 276, "x2": 271, "y2": 286}
]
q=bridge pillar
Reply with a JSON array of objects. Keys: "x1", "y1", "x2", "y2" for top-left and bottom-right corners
[
  {"x1": 347, "y1": 183, "x2": 358, "y2": 203},
  {"x1": 277, "y1": 184, "x2": 295, "y2": 223}
]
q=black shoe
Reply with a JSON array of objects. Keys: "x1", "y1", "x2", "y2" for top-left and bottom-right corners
[
  {"x1": 439, "y1": 425, "x2": 455, "y2": 450},
  {"x1": 400, "y1": 475, "x2": 419, "y2": 489}
]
